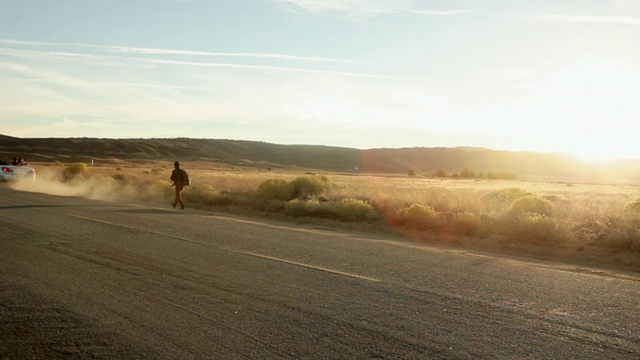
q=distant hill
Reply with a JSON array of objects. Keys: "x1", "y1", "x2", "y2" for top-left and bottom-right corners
[
  {"x1": 0, "y1": 134, "x2": 17, "y2": 141},
  {"x1": 0, "y1": 136, "x2": 361, "y2": 171},
  {"x1": 1, "y1": 135, "x2": 639, "y2": 184}
]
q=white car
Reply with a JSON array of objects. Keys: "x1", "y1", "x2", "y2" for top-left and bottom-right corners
[{"x1": 0, "y1": 161, "x2": 37, "y2": 182}]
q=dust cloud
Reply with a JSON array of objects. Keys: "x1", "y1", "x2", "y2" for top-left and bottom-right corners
[{"x1": 8, "y1": 167, "x2": 146, "y2": 203}]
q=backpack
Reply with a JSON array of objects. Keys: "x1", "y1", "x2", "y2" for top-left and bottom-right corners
[{"x1": 181, "y1": 169, "x2": 191, "y2": 186}]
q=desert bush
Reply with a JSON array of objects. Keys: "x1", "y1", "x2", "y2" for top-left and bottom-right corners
[
  {"x1": 62, "y1": 163, "x2": 90, "y2": 182},
  {"x1": 444, "y1": 211, "x2": 482, "y2": 235},
  {"x1": 334, "y1": 198, "x2": 377, "y2": 222},
  {"x1": 625, "y1": 197, "x2": 640, "y2": 213},
  {"x1": 599, "y1": 228, "x2": 640, "y2": 252},
  {"x1": 255, "y1": 179, "x2": 293, "y2": 201},
  {"x1": 133, "y1": 179, "x2": 173, "y2": 201},
  {"x1": 96, "y1": 176, "x2": 117, "y2": 186},
  {"x1": 284, "y1": 199, "x2": 333, "y2": 218},
  {"x1": 577, "y1": 213, "x2": 640, "y2": 252},
  {"x1": 284, "y1": 198, "x2": 376, "y2": 222},
  {"x1": 290, "y1": 176, "x2": 330, "y2": 199},
  {"x1": 284, "y1": 199, "x2": 308, "y2": 217},
  {"x1": 112, "y1": 173, "x2": 127, "y2": 182},
  {"x1": 255, "y1": 176, "x2": 330, "y2": 202},
  {"x1": 501, "y1": 213, "x2": 566, "y2": 245},
  {"x1": 393, "y1": 204, "x2": 441, "y2": 230},
  {"x1": 221, "y1": 190, "x2": 254, "y2": 206},
  {"x1": 143, "y1": 168, "x2": 164, "y2": 175},
  {"x1": 542, "y1": 194, "x2": 572, "y2": 214},
  {"x1": 483, "y1": 187, "x2": 531, "y2": 208},
  {"x1": 183, "y1": 184, "x2": 217, "y2": 205},
  {"x1": 508, "y1": 196, "x2": 554, "y2": 217}
]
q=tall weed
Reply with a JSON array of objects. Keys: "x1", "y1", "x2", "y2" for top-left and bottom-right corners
[
  {"x1": 183, "y1": 184, "x2": 217, "y2": 205},
  {"x1": 255, "y1": 179, "x2": 293, "y2": 201},
  {"x1": 334, "y1": 198, "x2": 377, "y2": 222},
  {"x1": 62, "y1": 163, "x2": 90, "y2": 182},
  {"x1": 508, "y1": 196, "x2": 555, "y2": 217},
  {"x1": 393, "y1": 204, "x2": 441, "y2": 230}
]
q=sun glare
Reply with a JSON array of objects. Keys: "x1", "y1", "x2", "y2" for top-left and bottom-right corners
[{"x1": 517, "y1": 59, "x2": 640, "y2": 162}]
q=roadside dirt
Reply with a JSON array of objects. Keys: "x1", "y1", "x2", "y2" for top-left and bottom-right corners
[{"x1": 197, "y1": 204, "x2": 640, "y2": 275}]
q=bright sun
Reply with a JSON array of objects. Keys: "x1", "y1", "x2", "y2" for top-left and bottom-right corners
[{"x1": 516, "y1": 59, "x2": 640, "y2": 163}]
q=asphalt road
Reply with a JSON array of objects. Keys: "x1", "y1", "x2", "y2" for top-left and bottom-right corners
[{"x1": 1, "y1": 187, "x2": 639, "y2": 359}]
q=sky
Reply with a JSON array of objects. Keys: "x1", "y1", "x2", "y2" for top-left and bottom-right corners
[{"x1": 1, "y1": 0, "x2": 640, "y2": 161}]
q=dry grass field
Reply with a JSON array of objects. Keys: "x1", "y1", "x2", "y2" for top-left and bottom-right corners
[{"x1": 11, "y1": 161, "x2": 640, "y2": 274}]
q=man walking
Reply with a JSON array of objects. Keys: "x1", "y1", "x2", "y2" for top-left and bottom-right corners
[{"x1": 170, "y1": 161, "x2": 189, "y2": 209}]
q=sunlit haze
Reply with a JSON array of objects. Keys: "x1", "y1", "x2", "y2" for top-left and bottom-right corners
[{"x1": 1, "y1": 1, "x2": 639, "y2": 161}]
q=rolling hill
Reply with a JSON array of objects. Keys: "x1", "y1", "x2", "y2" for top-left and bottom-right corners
[{"x1": 1, "y1": 135, "x2": 638, "y2": 184}]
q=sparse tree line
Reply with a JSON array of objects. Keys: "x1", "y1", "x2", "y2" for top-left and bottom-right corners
[{"x1": 408, "y1": 168, "x2": 517, "y2": 180}]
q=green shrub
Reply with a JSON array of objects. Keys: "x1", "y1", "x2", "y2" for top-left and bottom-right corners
[
  {"x1": 95, "y1": 176, "x2": 117, "y2": 188},
  {"x1": 135, "y1": 179, "x2": 172, "y2": 201},
  {"x1": 394, "y1": 204, "x2": 441, "y2": 230},
  {"x1": 284, "y1": 198, "x2": 376, "y2": 221},
  {"x1": 212, "y1": 191, "x2": 241, "y2": 206},
  {"x1": 599, "y1": 228, "x2": 640, "y2": 251},
  {"x1": 255, "y1": 179, "x2": 294, "y2": 201},
  {"x1": 290, "y1": 176, "x2": 330, "y2": 199},
  {"x1": 255, "y1": 176, "x2": 330, "y2": 202},
  {"x1": 445, "y1": 211, "x2": 482, "y2": 235},
  {"x1": 183, "y1": 184, "x2": 217, "y2": 205},
  {"x1": 112, "y1": 173, "x2": 127, "y2": 182},
  {"x1": 502, "y1": 213, "x2": 565, "y2": 245},
  {"x1": 143, "y1": 168, "x2": 164, "y2": 175},
  {"x1": 150, "y1": 180, "x2": 175, "y2": 199},
  {"x1": 334, "y1": 198, "x2": 376, "y2": 222},
  {"x1": 484, "y1": 188, "x2": 531, "y2": 208},
  {"x1": 509, "y1": 196, "x2": 554, "y2": 216},
  {"x1": 62, "y1": 163, "x2": 90, "y2": 182},
  {"x1": 284, "y1": 199, "x2": 331, "y2": 218},
  {"x1": 284, "y1": 199, "x2": 307, "y2": 217},
  {"x1": 625, "y1": 198, "x2": 640, "y2": 213}
]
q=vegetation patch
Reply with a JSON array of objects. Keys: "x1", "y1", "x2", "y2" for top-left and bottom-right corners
[
  {"x1": 508, "y1": 195, "x2": 555, "y2": 217},
  {"x1": 62, "y1": 163, "x2": 90, "y2": 182},
  {"x1": 183, "y1": 184, "x2": 217, "y2": 206},
  {"x1": 31, "y1": 164, "x2": 640, "y2": 272},
  {"x1": 392, "y1": 204, "x2": 442, "y2": 230},
  {"x1": 483, "y1": 187, "x2": 531, "y2": 209},
  {"x1": 255, "y1": 179, "x2": 294, "y2": 201},
  {"x1": 500, "y1": 213, "x2": 567, "y2": 245},
  {"x1": 255, "y1": 176, "x2": 331, "y2": 202}
]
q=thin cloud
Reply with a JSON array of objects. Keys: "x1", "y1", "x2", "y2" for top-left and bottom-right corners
[
  {"x1": 0, "y1": 53, "x2": 203, "y2": 93},
  {"x1": 0, "y1": 39, "x2": 357, "y2": 64},
  {"x1": 273, "y1": 0, "x2": 467, "y2": 16},
  {"x1": 1, "y1": 75, "x2": 205, "y2": 91},
  {"x1": 0, "y1": 60, "x2": 93, "y2": 89},
  {"x1": 104, "y1": 46, "x2": 358, "y2": 63},
  {"x1": 142, "y1": 58, "x2": 407, "y2": 80},
  {"x1": 92, "y1": 82, "x2": 205, "y2": 90},
  {"x1": 408, "y1": 10, "x2": 468, "y2": 16},
  {"x1": 0, "y1": 41, "x2": 399, "y2": 81},
  {"x1": 513, "y1": 14, "x2": 640, "y2": 25}
]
